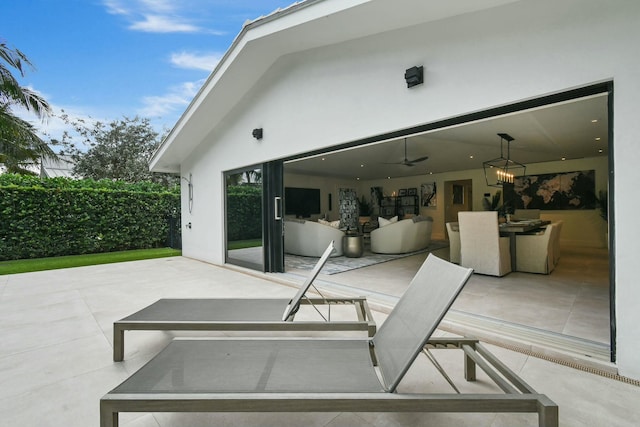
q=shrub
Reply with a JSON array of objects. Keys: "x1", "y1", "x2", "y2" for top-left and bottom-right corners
[
  {"x1": 0, "y1": 174, "x2": 180, "y2": 260},
  {"x1": 226, "y1": 185, "x2": 262, "y2": 241}
]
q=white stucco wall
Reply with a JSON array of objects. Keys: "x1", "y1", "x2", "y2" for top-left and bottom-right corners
[{"x1": 180, "y1": 0, "x2": 640, "y2": 378}]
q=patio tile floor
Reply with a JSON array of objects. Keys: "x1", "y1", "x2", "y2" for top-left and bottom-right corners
[{"x1": 1, "y1": 255, "x2": 638, "y2": 426}]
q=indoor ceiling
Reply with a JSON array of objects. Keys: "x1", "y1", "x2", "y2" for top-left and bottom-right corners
[{"x1": 284, "y1": 94, "x2": 609, "y2": 180}]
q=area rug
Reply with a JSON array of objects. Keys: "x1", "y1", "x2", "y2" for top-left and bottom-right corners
[{"x1": 285, "y1": 240, "x2": 449, "y2": 275}]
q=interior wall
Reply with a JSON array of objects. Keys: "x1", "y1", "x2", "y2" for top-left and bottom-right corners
[{"x1": 358, "y1": 156, "x2": 608, "y2": 247}]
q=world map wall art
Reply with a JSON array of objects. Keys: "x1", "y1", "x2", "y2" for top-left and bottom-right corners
[{"x1": 508, "y1": 170, "x2": 596, "y2": 210}]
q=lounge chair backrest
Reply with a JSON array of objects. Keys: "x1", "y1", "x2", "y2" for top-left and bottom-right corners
[
  {"x1": 281, "y1": 241, "x2": 335, "y2": 321},
  {"x1": 372, "y1": 254, "x2": 473, "y2": 392}
]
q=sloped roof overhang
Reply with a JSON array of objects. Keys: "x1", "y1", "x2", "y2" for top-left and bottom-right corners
[{"x1": 149, "y1": 0, "x2": 521, "y2": 173}]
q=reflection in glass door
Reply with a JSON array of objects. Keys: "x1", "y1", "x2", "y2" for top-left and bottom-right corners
[
  {"x1": 224, "y1": 161, "x2": 284, "y2": 273},
  {"x1": 225, "y1": 166, "x2": 264, "y2": 270}
]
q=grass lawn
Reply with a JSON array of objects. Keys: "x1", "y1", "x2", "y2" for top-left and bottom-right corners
[
  {"x1": 0, "y1": 248, "x2": 182, "y2": 275},
  {"x1": 227, "y1": 239, "x2": 262, "y2": 250}
]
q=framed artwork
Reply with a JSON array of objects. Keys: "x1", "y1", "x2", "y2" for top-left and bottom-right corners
[
  {"x1": 398, "y1": 188, "x2": 407, "y2": 196},
  {"x1": 453, "y1": 184, "x2": 464, "y2": 205},
  {"x1": 408, "y1": 187, "x2": 417, "y2": 196},
  {"x1": 420, "y1": 182, "x2": 436, "y2": 207},
  {"x1": 507, "y1": 170, "x2": 596, "y2": 210},
  {"x1": 370, "y1": 186, "x2": 383, "y2": 210}
]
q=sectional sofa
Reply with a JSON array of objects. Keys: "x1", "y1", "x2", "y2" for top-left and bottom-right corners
[
  {"x1": 370, "y1": 216, "x2": 433, "y2": 254},
  {"x1": 284, "y1": 218, "x2": 345, "y2": 257}
]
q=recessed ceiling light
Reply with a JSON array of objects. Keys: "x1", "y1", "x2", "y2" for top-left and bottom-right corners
[
  {"x1": 595, "y1": 137, "x2": 601, "y2": 141},
  {"x1": 360, "y1": 164, "x2": 364, "y2": 168},
  {"x1": 561, "y1": 157, "x2": 566, "y2": 161},
  {"x1": 321, "y1": 157, "x2": 325, "y2": 161},
  {"x1": 387, "y1": 176, "x2": 391, "y2": 179},
  {"x1": 599, "y1": 149, "x2": 603, "y2": 153},
  {"x1": 356, "y1": 177, "x2": 360, "y2": 180},
  {"x1": 591, "y1": 119, "x2": 598, "y2": 123},
  {"x1": 429, "y1": 172, "x2": 433, "y2": 175},
  {"x1": 469, "y1": 155, "x2": 474, "y2": 159}
]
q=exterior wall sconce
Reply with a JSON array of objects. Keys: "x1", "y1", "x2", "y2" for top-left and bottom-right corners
[
  {"x1": 252, "y1": 128, "x2": 263, "y2": 140},
  {"x1": 404, "y1": 66, "x2": 424, "y2": 88}
]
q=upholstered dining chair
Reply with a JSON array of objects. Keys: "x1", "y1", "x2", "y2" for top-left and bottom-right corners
[
  {"x1": 515, "y1": 223, "x2": 556, "y2": 274},
  {"x1": 458, "y1": 211, "x2": 511, "y2": 276},
  {"x1": 446, "y1": 222, "x2": 461, "y2": 264},
  {"x1": 550, "y1": 220, "x2": 564, "y2": 265}
]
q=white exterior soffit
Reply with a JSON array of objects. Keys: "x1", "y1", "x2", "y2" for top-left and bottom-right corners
[{"x1": 149, "y1": 0, "x2": 521, "y2": 173}]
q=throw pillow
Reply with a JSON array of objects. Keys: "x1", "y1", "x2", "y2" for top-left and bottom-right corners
[
  {"x1": 379, "y1": 216, "x2": 398, "y2": 227},
  {"x1": 319, "y1": 219, "x2": 341, "y2": 228}
]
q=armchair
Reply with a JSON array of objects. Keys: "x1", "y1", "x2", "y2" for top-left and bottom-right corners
[
  {"x1": 370, "y1": 216, "x2": 432, "y2": 254},
  {"x1": 550, "y1": 220, "x2": 563, "y2": 265},
  {"x1": 446, "y1": 222, "x2": 461, "y2": 264},
  {"x1": 515, "y1": 223, "x2": 556, "y2": 274}
]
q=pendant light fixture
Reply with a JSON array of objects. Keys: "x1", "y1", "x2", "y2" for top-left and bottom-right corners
[{"x1": 483, "y1": 133, "x2": 526, "y2": 188}]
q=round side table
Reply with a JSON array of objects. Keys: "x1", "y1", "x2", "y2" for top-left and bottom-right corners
[{"x1": 342, "y1": 234, "x2": 364, "y2": 258}]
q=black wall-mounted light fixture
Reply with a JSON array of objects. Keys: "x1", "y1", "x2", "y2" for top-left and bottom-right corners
[
  {"x1": 252, "y1": 128, "x2": 263, "y2": 140},
  {"x1": 404, "y1": 66, "x2": 424, "y2": 88}
]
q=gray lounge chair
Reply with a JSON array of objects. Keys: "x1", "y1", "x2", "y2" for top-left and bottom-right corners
[
  {"x1": 113, "y1": 241, "x2": 375, "y2": 361},
  {"x1": 101, "y1": 254, "x2": 558, "y2": 426}
]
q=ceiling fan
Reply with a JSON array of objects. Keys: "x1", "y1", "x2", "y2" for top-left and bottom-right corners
[{"x1": 384, "y1": 138, "x2": 429, "y2": 167}]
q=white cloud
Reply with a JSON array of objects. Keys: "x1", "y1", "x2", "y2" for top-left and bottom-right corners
[
  {"x1": 138, "y1": 80, "x2": 203, "y2": 120},
  {"x1": 129, "y1": 14, "x2": 201, "y2": 33},
  {"x1": 101, "y1": 0, "x2": 221, "y2": 34},
  {"x1": 170, "y1": 51, "x2": 223, "y2": 71},
  {"x1": 102, "y1": 0, "x2": 130, "y2": 16}
]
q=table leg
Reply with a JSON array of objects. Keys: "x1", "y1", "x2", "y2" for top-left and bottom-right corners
[{"x1": 509, "y1": 233, "x2": 517, "y2": 269}]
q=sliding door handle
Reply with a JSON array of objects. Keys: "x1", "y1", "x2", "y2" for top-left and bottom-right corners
[{"x1": 274, "y1": 196, "x2": 282, "y2": 220}]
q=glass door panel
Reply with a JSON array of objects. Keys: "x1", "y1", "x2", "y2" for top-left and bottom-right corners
[
  {"x1": 224, "y1": 161, "x2": 284, "y2": 273},
  {"x1": 225, "y1": 166, "x2": 264, "y2": 271}
]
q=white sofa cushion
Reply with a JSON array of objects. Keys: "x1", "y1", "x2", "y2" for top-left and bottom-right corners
[
  {"x1": 284, "y1": 219, "x2": 345, "y2": 257},
  {"x1": 370, "y1": 217, "x2": 433, "y2": 254}
]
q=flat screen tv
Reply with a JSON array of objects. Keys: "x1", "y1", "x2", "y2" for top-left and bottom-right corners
[{"x1": 285, "y1": 187, "x2": 321, "y2": 218}]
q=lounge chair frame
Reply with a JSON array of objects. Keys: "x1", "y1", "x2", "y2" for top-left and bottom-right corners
[
  {"x1": 113, "y1": 296, "x2": 376, "y2": 361},
  {"x1": 101, "y1": 337, "x2": 557, "y2": 427},
  {"x1": 102, "y1": 255, "x2": 557, "y2": 426},
  {"x1": 113, "y1": 241, "x2": 375, "y2": 361}
]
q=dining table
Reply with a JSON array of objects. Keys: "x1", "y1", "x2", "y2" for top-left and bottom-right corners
[{"x1": 499, "y1": 219, "x2": 551, "y2": 268}]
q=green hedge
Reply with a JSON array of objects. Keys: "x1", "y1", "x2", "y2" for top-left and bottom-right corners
[
  {"x1": 0, "y1": 174, "x2": 180, "y2": 261},
  {"x1": 226, "y1": 185, "x2": 262, "y2": 241}
]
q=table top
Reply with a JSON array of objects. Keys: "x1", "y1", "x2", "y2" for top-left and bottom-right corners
[{"x1": 499, "y1": 220, "x2": 550, "y2": 233}]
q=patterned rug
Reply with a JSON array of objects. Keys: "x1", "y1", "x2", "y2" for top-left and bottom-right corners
[{"x1": 285, "y1": 240, "x2": 449, "y2": 275}]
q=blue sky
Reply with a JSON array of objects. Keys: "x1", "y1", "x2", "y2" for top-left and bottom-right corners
[{"x1": 3, "y1": 0, "x2": 294, "y2": 142}]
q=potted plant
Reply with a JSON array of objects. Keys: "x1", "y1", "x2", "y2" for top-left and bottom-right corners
[
  {"x1": 357, "y1": 195, "x2": 373, "y2": 231},
  {"x1": 595, "y1": 190, "x2": 608, "y2": 222},
  {"x1": 482, "y1": 190, "x2": 512, "y2": 221},
  {"x1": 595, "y1": 190, "x2": 608, "y2": 248},
  {"x1": 358, "y1": 195, "x2": 372, "y2": 217}
]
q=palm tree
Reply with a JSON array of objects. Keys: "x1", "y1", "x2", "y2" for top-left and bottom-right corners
[{"x1": 0, "y1": 40, "x2": 55, "y2": 173}]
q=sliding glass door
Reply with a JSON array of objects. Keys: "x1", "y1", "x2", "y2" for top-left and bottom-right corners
[{"x1": 224, "y1": 161, "x2": 283, "y2": 272}]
